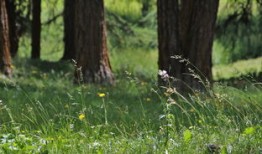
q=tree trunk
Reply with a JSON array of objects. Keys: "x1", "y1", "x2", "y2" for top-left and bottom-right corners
[
  {"x1": 157, "y1": 0, "x2": 183, "y2": 87},
  {"x1": 5, "y1": 0, "x2": 19, "y2": 57},
  {"x1": 157, "y1": 0, "x2": 219, "y2": 92},
  {"x1": 31, "y1": 0, "x2": 41, "y2": 59},
  {"x1": 179, "y1": 0, "x2": 219, "y2": 90},
  {"x1": 0, "y1": 0, "x2": 12, "y2": 77},
  {"x1": 74, "y1": 0, "x2": 114, "y2": 84},
  {"x1": 61, "y1": 0, "x2": 75, "y2": 60}
]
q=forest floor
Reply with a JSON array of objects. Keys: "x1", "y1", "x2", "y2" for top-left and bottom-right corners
[{"x1": 0, "y1": 53, "x2": 261, "y2": 153}]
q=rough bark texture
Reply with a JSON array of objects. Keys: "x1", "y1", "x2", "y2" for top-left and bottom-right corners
[
  {"x1": 157, "y1": 0, "x2": 182, "y2": 86},
  {"x1": 74, "y1": 0, "x2": 114, "y2": 84},
  {"x1": 5, "y1": 0, "x2": 18, "y2": 57},
  {"x1": 61, "y1": 0, "x2": 75, "y2": 60},
  {"x1": 157, "y1": 0, "x2": 219, "y2": 92},
  {"x1": 31, "y1": 0, "x2": 41, "y2": 59},
  {"x1": 180, "y1": 0, "x2": 219, "y2": 90},
  {"x1": 0, "y1": 0, "x2": 12, "y2": 77}
]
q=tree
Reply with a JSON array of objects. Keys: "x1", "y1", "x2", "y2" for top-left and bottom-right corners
[
  {"x1": 61, "y1": 0, "x2": 75, "y2": 60},
  {"x1": 6, "y1": 0, "x2": 19, "y2": 57},
  {"x1": 157, "y1": 0, "x2": 180, "y2": 86},
  {"x1": 74, "y1": 0, "x2": 114, "y2": 84},
  {"x1": 216, "y1": 0, "x2": 262, "y2": 62},
  {"x1": 0, "y1": 0, "x2": 12, "y2": 77},
  {"x1": 157, "y1": 0, "x2": 219, "y2": 91},
  {"x1": 31, "y1": 0, "x2": 41, "y2": 59}
]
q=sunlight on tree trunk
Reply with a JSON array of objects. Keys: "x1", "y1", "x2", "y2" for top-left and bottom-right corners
[
  {"x1": 0, "y1": 0, "x2": 12, "y2": 77},
  {"x1": 6, "y1": 0, "x2": 19, "y2": 57}
]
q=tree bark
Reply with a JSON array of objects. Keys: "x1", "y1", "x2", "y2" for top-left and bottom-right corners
[
  {"x1": 5, "y1": 0, "x2": 19, "y2": 57},
  {"x1": 179, "y1": 0, "x2": 219, "y2": 90},
  {"x1": 31, "y1": 0, "x2": 41, "y2": 59},
  {"x1": 74, "y1": 0, "x2": 114, "y2": 84},
  {"x1": 157, "y1": 0, "x2": 219, "y2": 92},
  {"x1": 0, "y1": 0, "x2": 12, "y2": 77},
  {"x1": 61, "y1": 0, "x2": 75, "y2": 60},
  {"x1": 157, "y1": 0, "x2": 182, "y2": 86}
]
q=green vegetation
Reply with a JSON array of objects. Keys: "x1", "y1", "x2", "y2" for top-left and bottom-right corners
[
  {"x1": 105, "y1": 0, "x2": 142, "y2": 22},
  {"x1": 0, "y1": 0, "x2": 261, "y2": 153},
  {"x1": 1, "y1": 50, "x2": 261, "y2": 153},
  {"x1": 215, "y1": 0, "x2": 262, "y2": 64},
  {"x1": 213, "y1": 57, "x2": 262, "y2": 80}
]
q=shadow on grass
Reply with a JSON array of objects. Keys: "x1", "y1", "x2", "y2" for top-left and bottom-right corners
[
  {"x1": 13, "y1": 58, "x2": 73, "y2": 73},
  {"x1": 217, "y1": 72, "x2": 262, "y2": 88}
]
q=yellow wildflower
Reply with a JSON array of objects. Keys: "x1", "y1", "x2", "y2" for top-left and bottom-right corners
[
  {"x1": 79, "y1": 113, "x2": 85, "y2": 120},
  {"x1": 97, "y1": 93, "x2": 106, "y2": 97}
]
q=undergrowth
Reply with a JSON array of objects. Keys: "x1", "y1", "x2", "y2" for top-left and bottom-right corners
[{"x1": 0, "y1": 58, "x2": 261, "y2": 153}]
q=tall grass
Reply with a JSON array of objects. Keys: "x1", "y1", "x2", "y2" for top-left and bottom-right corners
[
  {"x1": 0, "y1": 57, "x2": 261, "y2": 153},
  {"x1": 1, "y1": 0, "x2": 261, "y2": 153}
]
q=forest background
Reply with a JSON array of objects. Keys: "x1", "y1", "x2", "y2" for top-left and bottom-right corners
[{"x1": 0, "y1": 0, "x2": 261, "y2": 153}]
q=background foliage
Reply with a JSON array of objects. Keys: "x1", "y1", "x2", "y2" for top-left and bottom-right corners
[{"x1": 0, "y1": 0, "x2": 261, "y2": 153}]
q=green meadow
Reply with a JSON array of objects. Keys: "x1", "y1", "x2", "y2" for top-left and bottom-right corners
[{"x1": 0, "y1": 0, "x2": 261, "y2": 153}]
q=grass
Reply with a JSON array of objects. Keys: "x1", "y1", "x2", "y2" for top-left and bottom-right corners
[
  {"x1": 213, "y1": 56, "x2": 262, "y2": 80},
  {"x1": 0, "y1": 52, "x2": 261, "y2": 153},
  {"x1": 0, "y1": 1, "x2": 261, "y2": 153},
  {"x1": 3, "y1": 22, "x2": 262, "y2": 154}
]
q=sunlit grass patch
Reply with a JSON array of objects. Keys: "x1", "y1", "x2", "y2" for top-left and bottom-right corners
[
  {"x1": 105, "y1": 0, "x2": 142, "y2": 21},
  {"x1": 110, "y1": 48, "x2": 158, "y2": 80},
  {"x1": 213, "y1": 56, "x2": 262, "y2": 80}
]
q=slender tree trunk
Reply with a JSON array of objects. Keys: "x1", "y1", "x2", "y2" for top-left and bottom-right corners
[
  {"x1": 0, "y1": 0, "x2": 12, "y2": 77},
  {"x1": 31, "y1": 0, "x2": 41, "y2": 59},
  {"x1": 74, "y1": 0, "x2": 114, "y2": 84},
  {"x1": 61, "y1": 0, "x2": 75, "y2": 60},
  {"x1": 5, "y1": 0, "x2": 19, "y2": 57},
  {"x1": 157, "y1": 0, "x2": 219, "y2": 92}
]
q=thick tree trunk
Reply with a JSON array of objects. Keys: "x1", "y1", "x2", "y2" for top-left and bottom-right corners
[
  {"x1": 61, "y1": 0, "x2": 75, "y2": 60},
  {"x1": 0, "y1": 0, "x2": 12, "y2": 77},
  {"x1": 31, "y1": 0, "x2": 41, "y2": 59},
  {"x1": 5, "y1": 0, "x2": 19, "y2": 57},
  {"x1": 157, "y1": 0, "x2": 183, "y2": 87},
  {"x1": 179, "y1": 0, "x2": 219, "y2": 90},
  {"x1": 157, "y1": 0, "x2": 219, "y2": 92},
  {"x1": 74, "y1": 0, "x2": 114, "y2": 84}
]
